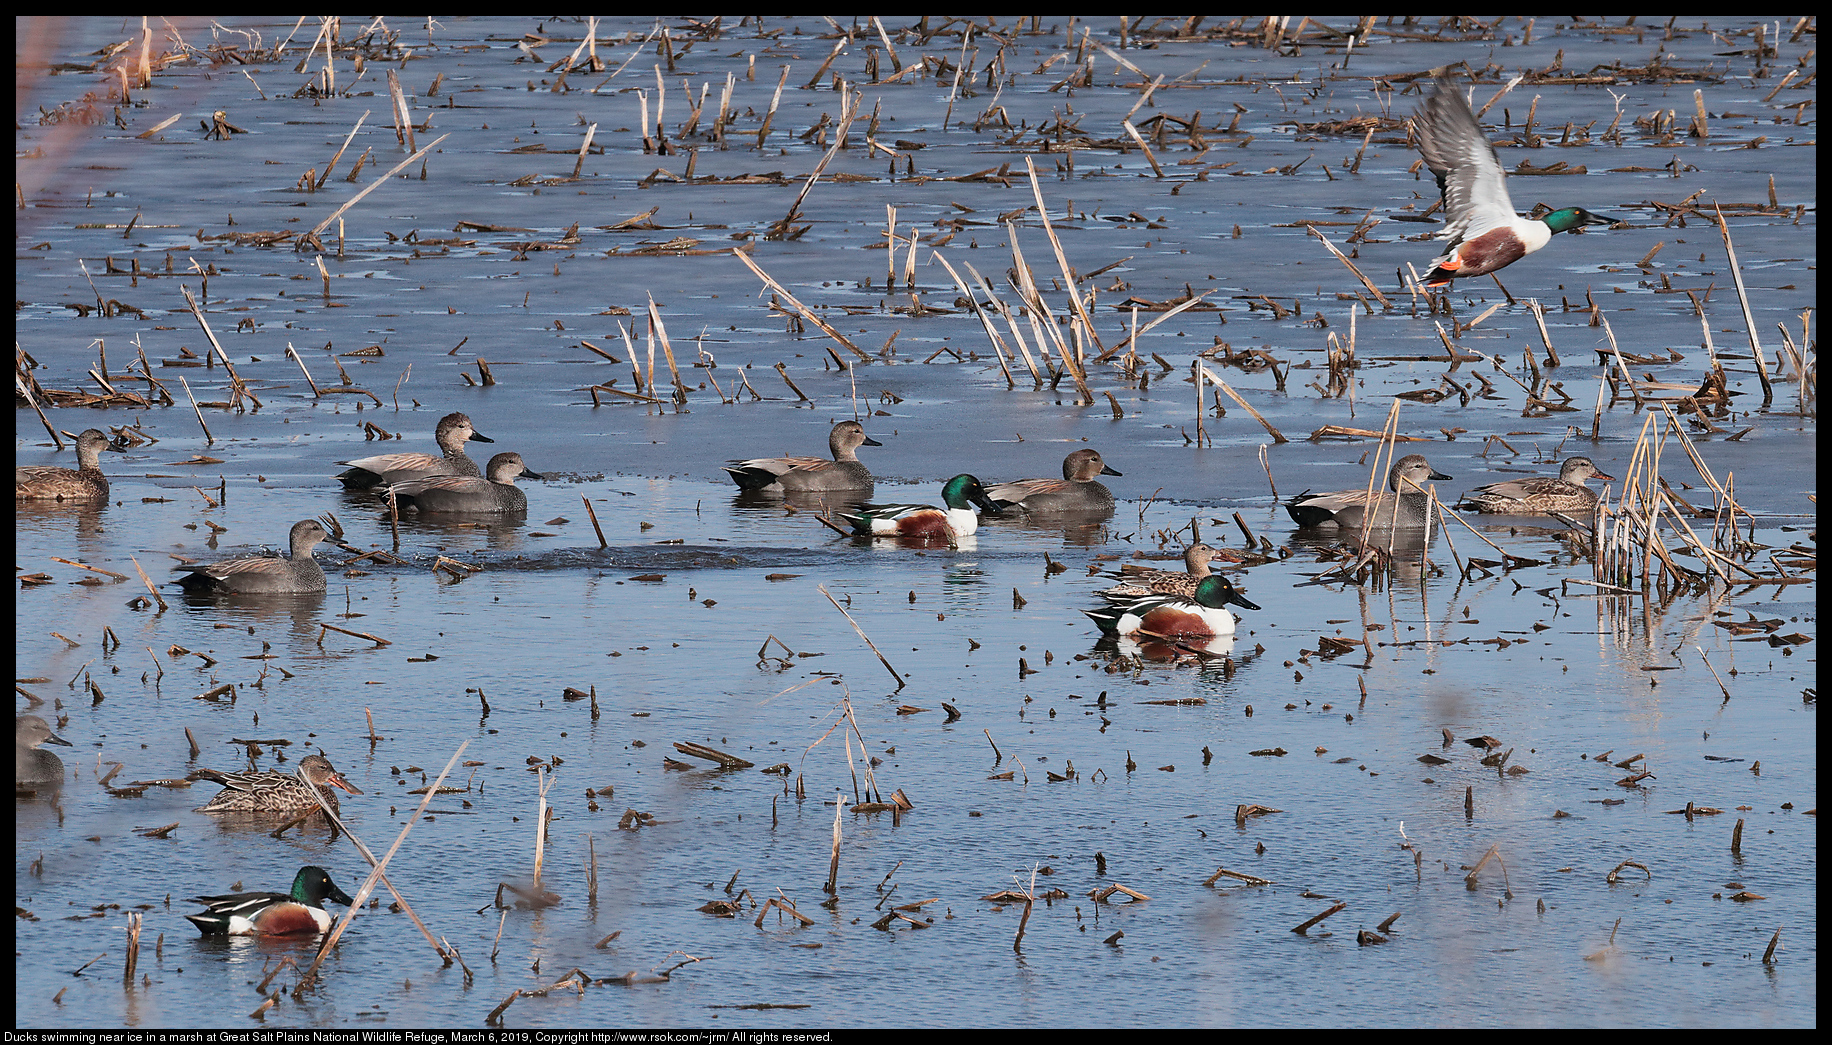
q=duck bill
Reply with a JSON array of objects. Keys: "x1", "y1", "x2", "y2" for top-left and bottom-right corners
[
  {"x1": 1228, "y1": 591, "x2": 1262, "y2": 612},
  {"x1": 1428, "y1": 468, "x2": 1452, "y2": 481},
  {"x1": 1582, "y1": 212, "x2": 1616, "y2": 227},
  {"x1": 327, "y1": 773, "x2": 364, "y2": 796},
  {"x1": 970, "y1": 489, "x2": 1005, "y2": 516},
  {"x1": 1589, "y1": 469, "x2": 1616, "y2": 483},
  {"x1": 1101, "y1": 465, "x2": 1123, "y2": 477},
  {"x1": 327, "y1": 884, "x2": 356, "y2": 907},
  {"x1": 521, "y1": 468, "x2": 546, "y2": 481},
  {"x1": 469, "y1": 430, "x2": 495, "y2": 444},
  {"x1": 861, "y1": 436, "x2": 883, "y2": 447}
]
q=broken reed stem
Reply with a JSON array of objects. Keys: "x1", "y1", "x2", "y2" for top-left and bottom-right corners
[
  {"x1": 817, "y1": 584, "x2": 905, "y2": 690},
  {"x1": 824, "y1": 793, "x2": 843, "y2": 894},
  {"x1": 302, "y1": 739, "x2": 470, "y2": 988},
  {"x1": 177, "y1": 376, "x2": 214, "y2": 444},
  {"x1": 1198, "y1": 364, "x2": 1287, "y2": 443},
  {"x1": 1712, "y1": 203, "x2": 1773, "y2": 404},
  {"x1": 305, "y1": 134, "x2": 451, "y2": 241},
  {"x1": 128, "y1": 557, "x2": 168, "y2": 611},
  {"x1": 734, "y1": 251, "x2": 870, "y2": 361},
  {"x1": 582, "y1": 496, "x2": 608, "y2": 548},
  {"x1": 1307, "y1": 225, "x2": 1390, "y2": 308}
]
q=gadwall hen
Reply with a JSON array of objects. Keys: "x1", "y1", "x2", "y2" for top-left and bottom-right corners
[
  {"x1": 1414, "y1": 75, "x2": 1613, "y2": 288},
  {"x1": 336, "y1": 412, "x2": 493, "y2": 488},
  {"x1": 193, "y1": 753, "x2": 363, "y2": 815},
  {"x1": 16, "y1": 715, "x2": 74, "y2": 788},
  {"x1": 724, "y1": 420, "x2": 880, "y2": 493},
  {"x1": 985, "y1": 448, "x2": 1122, "y2": 512},
  {"x1": 16, "y1": 429, "x2": 120, "y2": 503},
  {"x1": 1085, "y1": 575, "x2": 1261, "y2": 639},
  {"x1": 386, "y1": 452, "x2": 543, "y2": 513},
  {"x1": 836, "y1": 474, "x2": 1003, "y2": 542},
  {"x1": 1287, "y1": 454, "x2": 1452, "y2": 530},
  {"x1": 1097, "y1": 543, "x2": 1222, "y2": 601},
  {"x1": 1462, "y1": 456, "x2": 1616, "y2": 515},
  {"x1": 176, "y1": 519, "x2": 329, "y2": 594},
  {"x1": 185, "y1": 866, "x2": 355, "y2": 936}
]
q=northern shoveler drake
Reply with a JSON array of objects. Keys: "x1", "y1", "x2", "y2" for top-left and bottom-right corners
[
  {"x1": 16, "y1": 428, "x2": 121, "y2": 504},
  {"x1": 724, "y1": 420, "x2": 880, "y2": 494},
  {"x1": 185, "y1": 866, "x2": 355, "y2": 936},
  {"x1": 385, "y1": 452, "x2": 543, "y2": 513},
  {"x1": 836, "y1": 474, "x2": 1003, "y2": 543},
  {"x1": 1097, "y1": 542, "x2": 1223, "y2": 600},
  {"x1": 1461, "y1": 456, "x2": 1615, "y2": 515},
  {"x1": 337, "y1": 412, "x2": 493, "y2": 489},
  {"x1": 17, "y1": 715, "x2": 73, "y2": 789},
  {"x1": 193, "y1": 754, "x2": 363, "y2": 815},
  {"x1": 1414, "y1": 74, "x2": 1613, "y2": 288},
  {"x1": 1286, "y1": 454, "x2": 1452, "y2": 530},
  {"x1": 175, "y1": 519, "x2": 329, "y2": 595},
  {"x1": 984, "y1": 448, "x2": 1122, "y2": 512},
  {"x1": 1085, "y1": 574, "x2": 1260, "y2": 638}
]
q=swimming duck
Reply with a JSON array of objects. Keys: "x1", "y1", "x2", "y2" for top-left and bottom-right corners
[
  {"x1": 724, "y1": 420, "x2": 881, "y2": 494},
  {"x1": 385, "y1": 452, "x2": 543, "y2": 513},
  {"x1": 836, "y1": 474, "x2": 1003, "y2": 542},
  {"x1": 184, "y1": 866, "x2": 355, "y2": 936},
  {"x1": 1085, "y1": 574, "x2": 1261, "y2": 639},
  {"x1": 1287, "y1": 454, "x2": 1453, "y2": 530},
  {"x1": 193, "y1": 754, "x2": 363, "y2": 815},
  {"x1": 175, "y1": 519, "x2": 329, "y2": 595},
  {"x1": 984, "y1": 448, "x2": 1122, "y2": 512},
  {"x1": 336, "y1": 412, "x2": 493, "y2": 488},
  {"x1": 1461, "y1": 456, "x2": 1615, "y2": 515},
  {"x1": 1414, "y1": 74, "x2": 1613, "y2": 288},
  {"x1": 1096, "y1": 543, "x2": 1222, "y2": 601},
  {"x1": 16, "y1": 428, "x2": 121, "y2": 503},
  {"x1": 16, "y1": 715, "x2": 74, "y2": 789}
]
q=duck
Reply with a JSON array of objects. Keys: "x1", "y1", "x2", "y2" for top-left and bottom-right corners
[
  {"x1": 835, "y1": 474, "x2": 1003, "y2": 542},
  {"x1": 175, "y1": 519, "x2": 329, "y2": 595},
  {"x1": 192, "y1": 754, "x2": 363, "y2": 815},
  {"x1": 385, "y1": 452, "x2": 543, "y2": 513},
  {"x1": 1461, "y1": 456, "x2": 1615, "y2": 515},
  {"x1": 723, "y1": 420, "x2": 880, "y2": 494},
  {"x1": 336, "y1": 412, "x2": 493, "y2": 488},
  {"x1": 17, "y1": 715, "x2": 74, "y2": 789},
  {"x1": 16, "y1": 428, "x2": 121, "y2": 503},
  {"x1": 1085, "y1": 574, "x2": 1261, "y2": 639},
  {"x1": 984, "y1": 448, "x2": 1122, "y2": 512},
  {"x1": 1286, "y1": 454, "x2": 1452, "y2": 530},
  {"x1": 184, "y1": 866, "x2": 356, "y2": 936},
  {"x1": 1414, "y1": 74, "x2": 1614, "y2": 288},
  {"x1": 1096, "y1": 543, "x2": 1222, "y2": 601}
]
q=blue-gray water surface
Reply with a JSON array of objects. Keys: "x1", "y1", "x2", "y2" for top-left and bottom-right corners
[{"x1": 16, "y1": 16, "x2": 1815, "y2": 1029}]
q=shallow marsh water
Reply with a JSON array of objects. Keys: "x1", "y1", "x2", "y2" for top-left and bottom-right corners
[{"x1": 15, "y1": 16, "x2": 1815, "y2": 1029}]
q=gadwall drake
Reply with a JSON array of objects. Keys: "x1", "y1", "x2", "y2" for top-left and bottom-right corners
[
  {"x1": 176, "y1": 519, "x2": 329, "y2": 594},
  {"x1": 837, "y1": 474, "x2": 1003, "y2": 542},
  {"x1": 985, "y1": 448, "x2": 1122, "y2": 512},
  {"x1": 1287, "y1": 454, "x2": 1452, "y2": 530},
  {"x1": 1097, "y1": 543, "x2": 1222, "y2": 601},
  {"x1": 193, "y1": 754, "x2": 363, "y2": 815},
  {"x1": 185, "y1": 866, "x2": 355, "y2": 936},
  {"x1": 336, "y1": 412, "x2": 493, "y2": 488},
  {"x1": 386, "y1": 452, "x2": 543, "y2": 513},
  {"x1": 16, "y1": 715, "x2": 73, "y2": 788},
  {"x1": 1462, "y1": 456, "x2": 1616, "y2": 515},
  {"x1": 16, "y1": 428, "x2": 120, "y2": 503},
  {"x1": 1085, "y1": 574, "x2": 1260, "y2": 639},
  {"x1": 724, "y1": 420, "x2": 880, "y2": 493},
  {"x1": 1415, "y1": 75, "x2": 1613, "y2": 288}
]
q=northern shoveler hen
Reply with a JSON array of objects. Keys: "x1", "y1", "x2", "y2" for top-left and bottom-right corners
[
  {"x1": 336, "y1": 412, "x2": 493, "y2": 488},
  {"x1": 724, "y1": 420, "x2": 881, "y2": 494},
  {"x1": 1286, "y1": 455, "x2": 1452, "y2": 530},
  {"x1": 1461, "y1": 456, "x2": 1615, "y2": 515},
  {"x1": 385, "y1": 452, "x2": 543, "y2": 513},
  {"x1": 1085, "y1": 574, "x2": 1261, "y2": 639},
  {"x1": 1414, "y1": 74, "x2": 1613, "y2": 288},
  {"x1": 185, "y1": 866, "x2": 355, "y2": 936},
  {"x1": 17, "y1": 715, "x2": 74, "y2": 789},
  {"x1": 836, "y1": 474, "x2": 1003, "y2": 543},
  {"x1": 175, "y1": 519, "x2": 329, "y2": 595},
  {"x1": 16, "y1": 428, "x2": 121, "y2": 503},
  {"x1": 984, "y1": 449, "x2": 1122, "y2": 512},
  {"x1": 193, "y1": 754, "x2": 363, "y2": 815},
  {"x1": 1096, "y1": 543, "x2": 1222, "y2": 601}
]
